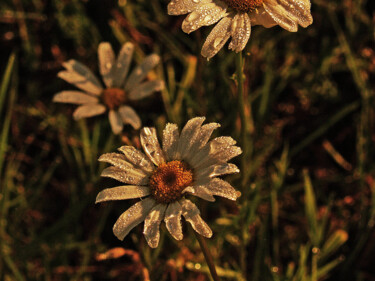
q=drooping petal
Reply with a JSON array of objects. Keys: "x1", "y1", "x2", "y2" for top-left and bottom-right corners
[
  {"x1": 73, "y1": 103, "x2": 106, "y2": 120},
  {"x1": 201, "y1": 16, "x2": 232, "y2": 59},
  {"x1": 196, "y1": 163, "x2": 239, "y2": 179},
  {"x1": 109, "y1": 110, "x2": 123, "y2": 135},
  {"x1": 118, "y1": 106, "x2": 141, "y2": 130},
  {"x1": 128, "y1": 80, "x2": 164, "y2": 100},
  {"x1": 249, "y1": 6, "x2": 277, "y2": 27},
  {"x1": 98, "y1": 42, "x2": 115, "y2": 88},
  {"x1": 229, "y1": 12, "x2": 251, "y2": 53},
  {"x1": 118, "y1": 146, "x2": 155, "y2": 173},
  {"x1": 168, "y1": 0, "x2": 213, "y2": 15},
  {"x1": 113, "y1": 197, "x2": 156, "y2": 240},
  {"x1": 182, "y1": 186, "x2": 215, "y2": 202},
  {"x1": 177, "y1": 117, "x2": 205, "y2": 160},
  {"x1": 99, "y1": 153, "x2": 148, "y2": 175},
  {"x1": 180, "y1": 198, "x2": 212, "y2": 238},
  {"x1": 124, "y1": 54, "x2": 161, "y2": 92},
  {"x1": 164, "y1": 201, "x2": 183, "y2": 240},
  {"x1": 143, "y1": 204, "x2": 167, "y2": 248},
  {"x1": 58, "y1": 60, "x2": 103, "y2": 95},
  {"x1": 101, "y1": 166, "x2": 149, "y2": 185},
  {"x1": 140, "y1": 127, "x2": 166, "y2": 166},
  {"x1": 278, "y1": 0, "x2": 313, "y2": 28},
  {"x1": 263, "y1": 0, "x2": 298, "y2": 32},
  {"x1": 162, "y1": 123, "x2": 180, "y2": 161},
  {"x1": 53, "y1": 91, "x2": 99, "y2": 104},
  {"x1": 112, "y1": 42, "x2": 134, "y2": 88},
  {"x1": 181, "y1": 2, "x2": 228, "y2": 34},
  {"x1": 96, "y1": 185, "x2": 150, "y2": 203},
  {"x1": 206, "y1": 178, "x2": 241, "y2": 200}
]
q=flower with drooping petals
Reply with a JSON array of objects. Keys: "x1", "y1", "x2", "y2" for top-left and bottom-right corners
[
  {"x1": 53, "y1": 42, "x2": 164, "y2": 134},
  {"x1": 96, "y1": 117, "x2": 242, "y2": 248},
  {"x1": 168, "y1": 0, "x2": 313, "y2": 59}
]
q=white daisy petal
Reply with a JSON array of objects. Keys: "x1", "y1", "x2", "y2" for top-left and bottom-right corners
[
  {"x1": 118, "y1": 146, "x2": 155, "y2": 173},
  {"x1": 183, "y1": 186, "x2": 215, "y2": 202},
  {"x1": 164, "y1": 201, "x2": 183, "y2": 240},
  {"x1": 201, "y1": 16, "x2": 232, "y2": 59},
  {"x1": 182, "y1": 2, "x2": 228, "y2": 34},
  {"x1": 128, "y1": 80, "x2": 164, "y2": 100},
  {"x1": 125, "y1": 54, "x2": 161, "y2": 92},
  {"x1": 98, "y1": 42, "x2": 115, "y2": 88},
  {"x1": 177, "y1": 117, "x2": 205, "y2": 160},
  {"x1": 113, "y1": 197, "x2": 156, "y2": 240},
  {"x1": 168, "y1": 0, "x2": 213, "y2": 15},
  {"x1": 249, "y1": 7, "x2": 277, "y2": 27},
  {"x1": 279, "y1": 0, "x2": 313, "y2": 28},
  {"x1": 99, "y1": 153, "x2": 148, "y2": 176},
  {"x1": 109, "y1": 110, "x2": 123, "y2": 135},
  {"x1": 140, "y1": 127, "x2": 166, "y2": 166},
  {"x1": 53, "y1": 91, "x2": 99, "y2": 104},
  {"x1": 59, "y1": 60, "x2": 103, "y2": 95},
  {"x1": 162, "y1": 123, "x2": 180, "y2": 161},
  {"x1": 229, "y1": 12, "x2": 251, "y2": 53},
  {"x1": 118, "y1": 105, "x2": 142, "y2": 130},
  {"x1": 196, "y1": 163, "x2": 239, "y2": 179},
  {"x1": 101, "y1": 166, "x2": 149, "y2": 185},
  {"x1": 143, "y1": 204, "x2": 167, "y2": 248},
  {"x1": 73, "y1": 103, "x2": 106, "y2": 120},
  {"x1": 95, "y1": 185, "x2": 150, "y2": 203},
  {"x1": 206, "y1": 178, "x2": 241, "y2": 200},
  {"x1": 180, "y1": 198, "x2": 212, "y2": 238},
  {"x1": 263, "y1": 0, "x2": 298, "y2": 32},
  {"x1": 112, "y1": 42, "x2": 135, "y2": 88}
]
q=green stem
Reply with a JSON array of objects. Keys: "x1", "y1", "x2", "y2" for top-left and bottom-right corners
[{"x1": 194, "y1": 231, "x2": 220, "y2": 281}]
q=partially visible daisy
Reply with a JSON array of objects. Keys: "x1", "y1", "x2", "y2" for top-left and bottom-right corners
[
  {"x1": 96, "y1": 117, "x2": 242, "y2": 248},
  {"x1": 168, "y1": 0, "x2": 313, "y2": 59},
  {"x1": 53, "y1": 42, "x2": 164, "y2": 134}
]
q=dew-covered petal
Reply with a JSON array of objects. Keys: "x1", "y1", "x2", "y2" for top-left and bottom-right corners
[
  {"x1": 229, "y1": 12, "x2": 251, "y2": 53},
  {"x1": 168, "y1": 0, "x2": 213, "y2": 15},
  {"x1": 263, "y1": 0, "x2": 298, "y2": 32},
  {"x1": 278, "y1": 0, "x2": 313, "y2": 28},
  {"x1": 113, "y1": 197, "x2": 156, "y2": 240},
  {"x1": 128, "y1": 80, "x2": 164, "y2": 100},
  {"x1": 177, "y1": 117, "x2": 205, "y2": 160},
  {"x1": 118, "y1": 146, "x2": 155, "y2": 173},
  {"x1": 140, "y1": 127, "x2": 166, "y2": 166},
  {"x1": 58, "y1": 60, "x2": 103, "y2": 95},
  {"x1": 118, "y1": 105, "x2": 141, "y2": 130},
  {"x1": 182, "y1": 2, "x2": 228, "y2": 34},
  {"x1": 99, "y1": 153, "x2": 148, "y2": 176},
  {"x1": 98, "y1": 42, "x2": 115, "y2": 88},
  {"x1": 201, "y1": 16, "x2": 232, "y2": 59},
  {"x1": 162, "y1": 123, "x2": 180, "y2": 161},
  {"x1": 249, "y1": 6, "x2": 277, "y2": 27},
  {"x1": 206, "y1": 178, "x2": 241, "y2": 200},
  {"x1": 164, "y1": 201, "x2": 183, "y2": 240},
  {"x1": 180, "y1": 198, "x2": 212, "y2": 238},
  {"x1": 73, "y1": 103, "x2": 106, "y2": 120},
  {"x1": 53, "y1": 91, "x2": 99, "y2": 104},
  {"x1": 109, "y1": 110, "x2": 123, "y2": 135},
  {"x1": 196, "y1": 163, "x2": 239, "y2": 179},
  {"x1": 182, "y1": 186, "x2": 215, "y2": 202},
  {"x1": 96, "y1": 185, "x2": 150, "y2": 203},
  {"x1": 112, "y1": 42, "x2": 134, "y2": 88},
  {"x1": 101, "y1": 166, "x2": 149, "y2": 185},
  {"x1": 143, "y1": 204, "x2": 167, "y2": 248},
  {"x1": 125, "y1": 54, "x2": 161, "y2": 92}
]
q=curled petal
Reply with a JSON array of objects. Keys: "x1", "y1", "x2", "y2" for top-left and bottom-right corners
[
  {"x1": 196, "y1": 163, "x2": 239, "y2": 179},
  {"x1": 229, "y1": 13, "x2": 251, "y2": 53},
  {"x1": 101, "y1": 166, "x2": 149, "y2": 185},
  {"x1": 73, "y1": 104, "x2": 106, "y2": 120},
  {"x1": 113, "y1": 197, "x2": 156, "y2": 240},
  {"x1": 140, "y1": 127, "x2": 166, "y2": 166},
  {"x1": 143, "y1": 204, "x2": 167, "y2": 248},
  {"x1": 183, "y1": 186, "x2": 215, "y2": 202},
  {"x1": 249, "y1": 6, "x2": 277, "y2": 27},
  {"x1": 118, "y1": 106, "x2": 141, "y2": 130},
  {"x1": 278, "y1": 0, "x2": 313, "y2": 28},
  {"x1": 180, "y1": 199, "x2": 212, "y2": 238},
  {"x1": 96, "y1": 185, "x2": 150, "y2": 203},
  {"x1": 53, "y1": 91, "x2": 99, "y2": 104},
  {"x1": 164, "y1": 201, "x2": 183, "y2": 240},
  {"x1": 263, "y1": 0, "x2": 298, "y2": 32}
]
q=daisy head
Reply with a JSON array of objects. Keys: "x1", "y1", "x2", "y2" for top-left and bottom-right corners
[
  {"x1": 96, "y1": 117, "x2": 242, "y2": 248},
  {"x1": 168, "y1": 0, "x2": 313, "y2": 59},
  {"x1": 53, "y1": 42, "x2": 164, "y2": 134}
]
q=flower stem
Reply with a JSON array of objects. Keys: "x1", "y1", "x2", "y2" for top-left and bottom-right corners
[{"x1": 194, "y1": 231, "x2": 220, "y2": 281}]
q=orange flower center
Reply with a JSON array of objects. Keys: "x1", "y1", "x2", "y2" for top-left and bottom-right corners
[
  {"x1": 102, "y1": 88, "x2": 126, "y2": 110},
  {"x1": 222, "y1": 0, "x2": 263, "y2": 12},
  {"x1": 149, "y1": 161, "x2": 194, "y2": 204}
]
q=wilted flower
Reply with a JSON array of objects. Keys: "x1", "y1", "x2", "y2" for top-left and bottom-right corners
[
  {"x1": 168, "y1": 0, "x2": 313, "y2": 59},
  {"x1": 53, "y1": 42, "x2": 164, "y2": 134},
  {"x1": 96, "y1": 117, "x2": 242, "y2": 248}
]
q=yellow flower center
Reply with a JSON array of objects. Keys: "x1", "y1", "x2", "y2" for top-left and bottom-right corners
[
  {"x1": 149, "y1": 161, "x2": 194, "y2": 204},
  {"x1": 222, "y1": 0, "x2": 264, "y2": 12},
  {"x1": 102, "y1": 88, "x2": 126, "y2": 110}
]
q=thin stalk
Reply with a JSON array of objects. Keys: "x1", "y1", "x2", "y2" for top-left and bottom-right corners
[{"x1": 194, "y1": 231, "x2": 220, "y2": 281}]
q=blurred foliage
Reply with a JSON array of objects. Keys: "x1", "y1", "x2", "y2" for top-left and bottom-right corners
[{"x1": 0, "y1": 0, "x2": 374, "y2": 280}]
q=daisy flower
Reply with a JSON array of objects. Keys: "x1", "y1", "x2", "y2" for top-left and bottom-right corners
[
  {"x1": 167, "y1": 0, "x2": 313, "y2": 59},
  {"x1": 96, "y1": 117, "x2": 242, "y2": 248},
  {"x1": 53, "y1": 42, "x2": 164, "y2": 134}
]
